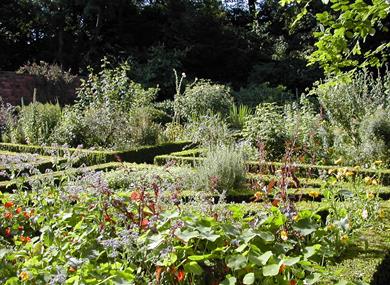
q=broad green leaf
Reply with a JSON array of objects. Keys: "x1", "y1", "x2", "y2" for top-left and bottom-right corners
[
  {"x1": 220, "y1": 276, "x2": 237, "y2": 285},
  {"x1": 184, "y1": 261, "x2": 203, "y2": 275},
  {"x1": 263, "y1": 263, "x2": 281, "y2": 276},
  {"x1": 305, "y1": 273, "x2": 321, "y2": 284},
  {"x1": 175, "y1": 229, "x2": 199, "y2": 242},
  {"x1": 249, "y1": 251, "x2": 273, "y2": 266},
  {"x1": 257, "y1": 231, "x2": 274, "y2": 242},
  {"x1": 283, "y1": 256, "x2": 301, "y2": 266},
  {"x1": 293, "y1": 219, "x2": 317, "y2": 236},
  {"x1": 235, "y1": 244, "x2": 247, "y2": 253},
  {"x1": 303, "y1": 245, "x2": 321, "y2": 260},
  {"x1": 188, "y1": 254, "x2": 212, "y2": 261},
  {"x1": 243, "y1": 272, "x2": 255, "y2": 285},
  {"x1": 227, "y1": 255, "x2": 247, "y2": 270}
]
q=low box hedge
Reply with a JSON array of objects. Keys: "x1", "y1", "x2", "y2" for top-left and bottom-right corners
[
  {"x1": 154, "y1": 154, "x2": 390, "y2": 185},
  {"x1": 0, "y1": 151, "x2": 62, "y2": 182},
  {"x1": 0, "y1": 141, "x2": 191, "y2": 166}
]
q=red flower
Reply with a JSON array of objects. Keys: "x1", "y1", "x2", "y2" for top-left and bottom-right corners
[
  {"x1": 5, "y1": 227, "x2": 11, "y2": 237},
  {"x1": 23, "y1": 212, "x2": 30, "y2": 219},
  {"x1": 272, "y1": 199, "x2": 280, "y2": 207},
  {"x1": 177, "y1": 269, "x2": 185, "y2": 282},
  {"x1": 20, "y1": 236, "x2": 31, "y2": 243},
  {"x1": 18, "y1": 225, "x2": 24, "y2": 231},
  {"x1": 289, "y1": 280, "x2": 297, "y2": 285},
  {"x1": 141, "y1": 219, "x2": 149, "y2": 229},
  {"x1": 104, "y1": 215, "x2": 111, "y2": 222},
  {"x1": 4, "y1": 201, "x2": 14, "y2": 208},
  {"x1": 130, "y1": 191, "x2": 141, "y2": 202},
  {"x1": 4, "y1": 212, "x2": 13, "y2": 219},
  {"x1": 16, "y1": 207, "x2": 22, "y2": 214}
]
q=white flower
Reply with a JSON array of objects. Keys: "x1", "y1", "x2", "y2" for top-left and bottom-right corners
[{"x1": 362, "y1": 209, "x2": 368, "y2": 220}]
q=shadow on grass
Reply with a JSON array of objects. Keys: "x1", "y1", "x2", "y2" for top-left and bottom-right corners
[{"x1": 371, "y1": 252, "x2": 390, "y2": 285}]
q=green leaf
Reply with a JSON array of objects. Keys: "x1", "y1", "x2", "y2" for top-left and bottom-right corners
[
  {"x1": 235, "y1": 244, "x2": 247, "y2": 253},
  {"x1": 5, "y1": 277, "x2": 19, "y2": 285},
  {"x1": 184, "y1": 261, "x2": 203, "y2": 275},
  {"x1": 220, "y1": 276, "x2": 237, "y2": 285},
  {"x1": 243, "y1": 272, "x2": 255, "y2": 285},
  {"x1": 305, "y1": 273, "x2": 321, "y2": 284},
  {"x1": 303, "y1": 245, "x2": 321, "y2": 260},
  {"x1": 62, "y1": 212, "x2": 73, "y2": 221},
  {"x1": 249, "y1": 251, "x2": 273, "y2": 266},
  {"x1": 227, "y1": 255, "x2": 247, "y2": 270},
  {"x1": 188, "y1": 254, "x2": 212, "y2": 261},
  {"x1": 293, "y1": 219, "x2": 317, "y2": 236},
  {"x1": 175, "y1": 229, "x2": 200, "y2": 242},
  {"x1": 257, "y1": 231, "x2": 274, "y2": 242},
  {"x1": 263, "y1": 263, "x2": 281, "y2": 276},
  {"x1": 283, "y1": 256, "x2": 301, "y2": 266}
]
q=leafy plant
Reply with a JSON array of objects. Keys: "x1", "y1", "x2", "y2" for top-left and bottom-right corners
[
  {"x1": 76, "y1": 58, "x2": 158, "y2": 112},
  {"x1": 176, "y1": 79, "x2": 233, "y2": 121},
  {"x1": 15, "y1": 101, "x2": 62, "y2": 144},
  {"x1": 243, "y1": 103, "x2": 287, "y2": 160},
  {"x1": 193, "y1": 145, "x2": 246, "y2": 193},
  {"x1": 228, "y1": 104, "x2": 253, "y2": 130}
]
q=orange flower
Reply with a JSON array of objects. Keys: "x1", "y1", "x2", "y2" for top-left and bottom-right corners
[
  {"x1": 5, "y1": 227, "x2": 11, "y2": 237},
  {"x1": 16, "y1": 207, "x2": 22, "y2": 214},
  {"x1": 130, "y1": 191, "x2": 141, "y2": 201},
  {"x1": 68, "y1": 267, "x2": 77, "y2": 273},
  {"x1": 177, "y1": 269, "x2": 185, "y2": 282},
  {"x1": 23, "y1": 211, "x2": 30, "y2": 219},
  {"x1": 289, "y1": 280, "x2": 297, "y2": 285},
  {"x1": 141, "y1": 219, "x2": 149, "y2": 229},
  {"x1": 4, "y1": 212, "x2": 13, "y2": 219},
  {"x1": 20, "y1": 236, "x2": 31, "y2": 243},
  {"x1": 155, "y1": 266, "x2": 163, "y2": 283},
  {"x1": 279, "y1": 264, "x2": 287, "y2": 274},
  {"x1": 18, "y1": 225, "x2": 24, "y2": 231},
  {"x1": 19, "y1": 271, "x2": 29, "y2": 281},
  {"x1": 280, "y1": 230, "x2": 288, "y2": 241},
  {"x1": 272, "y1": 199, "x2": 280, "y2": 207},
  {"x1": 104, "y1": 215, "x2": 111, "y2": 222},
  {"x1": 4, "y1": 201, "x2": 14, "y2": 208}
]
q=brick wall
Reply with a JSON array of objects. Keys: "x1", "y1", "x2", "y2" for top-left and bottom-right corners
[{"x1": 0, "y1": 71, "x2": 80, "y2": 105}]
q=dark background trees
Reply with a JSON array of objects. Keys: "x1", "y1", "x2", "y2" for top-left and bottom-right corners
[{"x1": 0, "y1": 0, "x2": 323, "y2": 98}]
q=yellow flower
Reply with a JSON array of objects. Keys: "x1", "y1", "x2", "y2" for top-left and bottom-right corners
[
  {"x1": 308, "y1": 191, "x2": 320, "y2": 198},
  {"x1": 280, "y1": 230, "x2": 288, "y2": 241},
  {"x1": 326, "y1": 224, "x2": 335, "y2": 231},
  {"x1": 378, "y1": 209, "x2": 385, "y2": 219},
  {"x1": 374, "y1": 160, "x2": 383, "y2": 165},
  {"x1": 366, "y1": 192, "x2": 374, "y2": 199},
  {"x1": 372, "y1": 179, "x2": 378, "y2": 186},
  {"x1": 345, "y1": 171, "x2": 354, "y2": 177},
  {"x1": 19, "y1": 271, "x2": 29, "y2": 281},
  {"x1": 328, "y1": 168, "x2": 336, "y2": 175},
  {"x1": 364, "y1": 177, "x2": 372, "y2": 185},
  {"x1": 292, "y1": 215, "x2": 299, "y2": 222},
  {"x1": 353, "y1": 165, "x2": 361, "y2": 171},
  {"x1": 340, "y1": 235, "x2": 349, "y2": 244}
]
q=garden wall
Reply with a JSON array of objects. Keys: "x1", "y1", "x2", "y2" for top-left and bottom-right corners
[{"x1": 0, "y1": 71, "x2": 80, "y2": 105}]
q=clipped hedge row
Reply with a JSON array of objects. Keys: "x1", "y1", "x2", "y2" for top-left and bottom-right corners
[
  {"x1": 0, "y1": 141, "x2": 191, "y2": 166},
  {"x1": 0, "y1": 151, "x2": 63, "y2": 182},
  {"x1": 154, "y1": 154, "x2": 390, "y2": 185}
]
